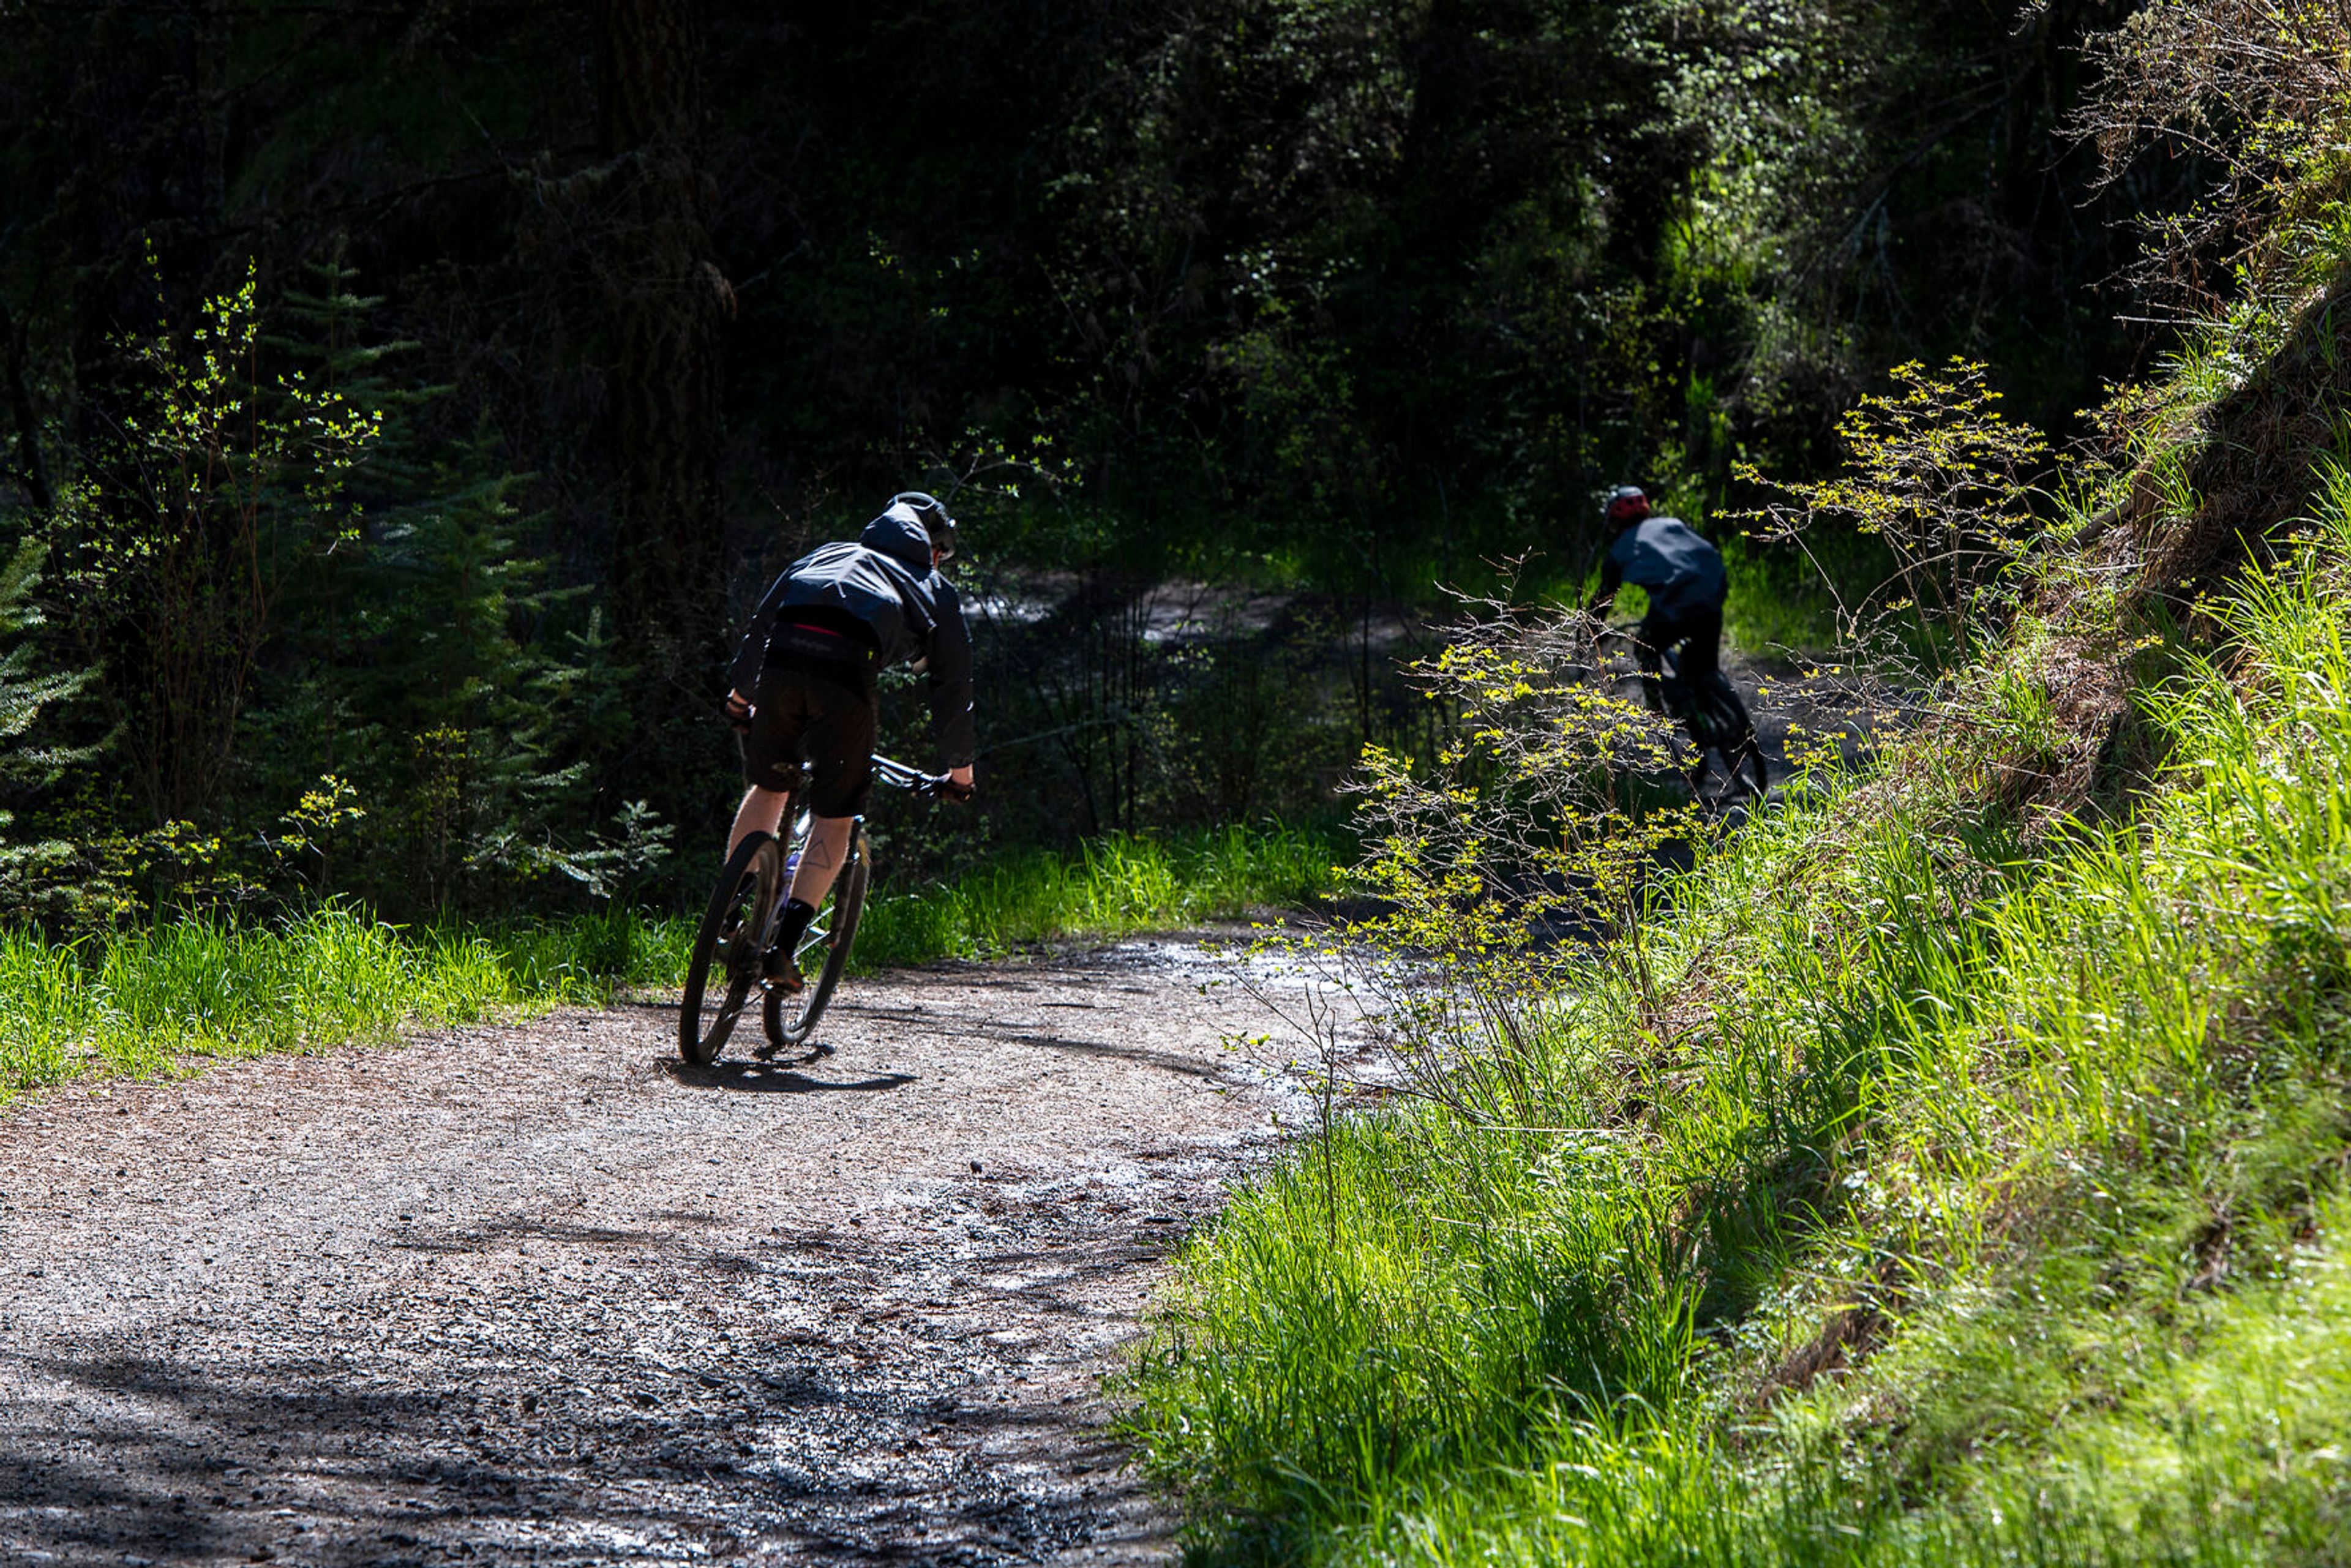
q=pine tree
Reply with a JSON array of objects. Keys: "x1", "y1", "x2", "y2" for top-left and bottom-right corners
[
  {"x1": 0, "y1": 536, "x2": 97, "y2": 917},
  {"x1": 249, "y1": 254, "x2": 651, "y2": 915}
]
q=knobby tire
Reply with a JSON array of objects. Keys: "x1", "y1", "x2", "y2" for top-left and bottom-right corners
[
  {"x1": 679, "y1": 831, "x2": 784, "y2": 1066},
  {"x1": 1703, "y1": 677, "x2": 1770, "y2": 805}
]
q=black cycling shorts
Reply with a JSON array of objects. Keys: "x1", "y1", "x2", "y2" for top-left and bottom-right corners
[
  {"x1": 1635, "y1": 600, "x2": 1724, "y2": 686},
  {"x1": 741, "y1": 658, "x2": 878, "y2": 817}
]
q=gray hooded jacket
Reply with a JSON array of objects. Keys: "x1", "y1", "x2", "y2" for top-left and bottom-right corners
[
  {"x1": 1600, "y1": 516, "x2": 1728, "y2": 622},
  {"x1": 729, "y1": 503, "x2": 977, "y2": 768}
]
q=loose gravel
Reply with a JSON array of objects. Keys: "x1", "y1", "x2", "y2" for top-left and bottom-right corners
[{"x1": 0, "y1": 938, "x2": 1321, "y2": 1567}]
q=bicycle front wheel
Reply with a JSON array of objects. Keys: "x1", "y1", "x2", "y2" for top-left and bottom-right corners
[
  {"x1": 679, "y1": 831, "x2": 784, "y2": 1065},
  {"x1": 763, "y1": 830, "x2": 869, "y2": 1052}
]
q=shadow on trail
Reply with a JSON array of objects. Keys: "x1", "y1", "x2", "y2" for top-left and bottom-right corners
[
  {"x1": 991, "y1": 1032, "x2": 1222, "y2": 1080},
  {"x1": 393, "y1": 1215, "x2": 675, "y2": 1255},
  {"x1": 1, "y1": 1324, "x2": 1114, "y2": 1566},
  {"x1": 658, "y1": 1059, "x2": 916, "y2": 1095}
]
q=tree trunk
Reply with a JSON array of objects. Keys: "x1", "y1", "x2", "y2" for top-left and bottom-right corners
[
  {"x1": 0, "y1": 296, "x2": 53, "y2": 512},
  {"x1": 593, "y1": 0, "x2": 725, "y2": 699}
]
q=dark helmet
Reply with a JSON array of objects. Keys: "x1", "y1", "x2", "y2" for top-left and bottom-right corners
[
  {"x1": 890, "y1": 491, "x2": 958, "y2": 561},
  {"x1": 1603, "y1": 485, "x2": 1650, "y2": 528}
]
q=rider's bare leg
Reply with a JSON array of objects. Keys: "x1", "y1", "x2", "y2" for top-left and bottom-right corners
[
  {"x1": 727, "y1": 785, "x2": 788, "y2": 855},
  {"x1": 786, "y1": 815, "x2": 853, "y2": 906}
]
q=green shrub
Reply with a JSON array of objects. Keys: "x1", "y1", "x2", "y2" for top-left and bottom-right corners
[{"x1": 1128, "y1": 446, "x2": 2351, "y2": 1567}]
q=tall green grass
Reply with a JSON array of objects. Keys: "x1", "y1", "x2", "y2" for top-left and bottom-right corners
[
  {"x1": 0, "y1": 906, "x2": 686, "y2": 1100},
  {"x1": 1128, "y1": 483, "x2": 2351, "y2": 1557},
  {"x1": 0, "y1": 823, "x2": 1334, "y2": 1102},
  {"x1": 852, "y1": 824, "x2": 1335, "y2": 969}
]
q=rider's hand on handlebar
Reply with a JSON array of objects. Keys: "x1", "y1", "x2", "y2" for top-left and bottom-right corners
[
  {"x1": 940, "y1": 763, "x2": 975, "y2": 805},
  {"x1": 723, "y1": 690, "x2": 753, "y2": 734}
]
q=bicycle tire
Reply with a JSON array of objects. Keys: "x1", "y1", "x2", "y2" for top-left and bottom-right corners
[
  {"x1": 1695, "y1": 672, "x2": 1771, "y2": 804},
  {"x1": 1735, "y1": 737, "x2": 1772, "y2": 800},
  {"x1": 678, "y1": 831, "x2": 784, "y2": 1065},
  {"x1": 763, "y1": 829, "x2": 869, "y2": 1051}
]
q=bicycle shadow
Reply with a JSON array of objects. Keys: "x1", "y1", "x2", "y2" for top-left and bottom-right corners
[{"x1": 658, "y1": 1058, "x2": 915, "y2": 1095}]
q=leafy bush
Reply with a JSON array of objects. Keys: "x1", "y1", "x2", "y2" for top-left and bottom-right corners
[
  {"x1": 35, "y1": 258, "x2": 378, "y2": 828},
  {"x1": 1733, "y1": 357, "x2": 2051, "y2": 667},
  {"x1": 1127, "y1": 441, "x2": 2351, "y2": 1568}
]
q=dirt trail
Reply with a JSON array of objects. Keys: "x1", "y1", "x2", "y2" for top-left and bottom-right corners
[{"x1": 0, "y1": 940, "x2": 1313, "y2": 1567}]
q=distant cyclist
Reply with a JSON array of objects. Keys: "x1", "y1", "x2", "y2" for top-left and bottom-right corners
[
  {"x1": 1588, "y1": 484, "x2": 1767, "y2": 792},
  {"x1": 722, "y1": 492, "x2": 975, "y2": 990}
]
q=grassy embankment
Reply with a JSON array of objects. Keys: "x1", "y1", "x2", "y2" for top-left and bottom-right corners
[
  {"x1": 1128, "y1": 288, "x2": 2351, "y2": 1558},
  {"x1": 0, "y1": 823, "x2": 1333, "y2": 1102}
]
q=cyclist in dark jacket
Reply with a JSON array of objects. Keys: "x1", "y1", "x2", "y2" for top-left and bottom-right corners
[
  {"x1": 1588, "y1": 485, "x2": 1728, "y2": 708},
  {"x1": 722, "y1": 492, "x2": 975, "y2": 989},
  {"x1": 1588, "y1": 484, "x2": 1768, "y2": 795}
]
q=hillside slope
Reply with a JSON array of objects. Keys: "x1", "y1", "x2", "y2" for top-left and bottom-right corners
[{"x1": 1125, "y1": 246, "x2": 2351, "y2": 1568}]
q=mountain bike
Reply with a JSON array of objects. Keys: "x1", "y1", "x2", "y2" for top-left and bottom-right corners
[
  {"x1": 1600, "y1": 625, "x2": 1771, "y2": 807},
  {"x1": 1655, "y1": 648, "x2": 1771, "y2": 805},
  {"x1": 677, "y1": 754, "x2": 947, "y2": 1065}
]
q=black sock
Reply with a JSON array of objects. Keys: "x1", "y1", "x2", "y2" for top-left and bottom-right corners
[{"x1": 774, "y1": 898, "x2": 816, "y2": 952}]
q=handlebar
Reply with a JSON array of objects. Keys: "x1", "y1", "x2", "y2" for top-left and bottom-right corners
[{"x1": 871, "y1": 754, "x2": 952, "y2": 797}]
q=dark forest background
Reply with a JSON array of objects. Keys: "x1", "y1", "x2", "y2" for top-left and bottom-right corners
[{"x1": 0, "y1": 0, "x2": 2198, "y2": 924}]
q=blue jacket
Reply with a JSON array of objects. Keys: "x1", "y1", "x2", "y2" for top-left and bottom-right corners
[{"x1": 1602, "y1": 516, "x2": 1727, "y2": 621}]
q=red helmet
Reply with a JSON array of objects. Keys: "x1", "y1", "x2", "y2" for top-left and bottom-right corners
[{"x1": 1604, "y1": 485, "x2": 1650, "y2": 527}]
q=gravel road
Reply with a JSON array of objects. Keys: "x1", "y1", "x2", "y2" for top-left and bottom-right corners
[{"x1": 0, "y1": 939, "x2": 1312, "y2": 1567}]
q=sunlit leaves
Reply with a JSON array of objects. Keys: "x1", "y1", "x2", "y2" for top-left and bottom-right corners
[{"x1": 1730, "y1": 357, "x2": 2049, "y2": 666}]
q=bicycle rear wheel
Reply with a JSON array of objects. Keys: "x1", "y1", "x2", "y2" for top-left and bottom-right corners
[
  {"x1": 679, "y1": 831, "x2": 784, "y2": 1065},
  {"x1": 763, "y1": 825, "x2": 869, "y2": 1052},
  {"x1": 1697, "y1": 673, "x2": 1770, "y2": 803},
  {"x1": 1733, "y1": 736, "x2": 1772, "y2": 799}
]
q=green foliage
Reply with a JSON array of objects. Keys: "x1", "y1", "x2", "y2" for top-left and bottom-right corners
[
  {"x1": 1716, "y1": 527, "x2": 1871, "y2": 654},
  {"x1": 0, "y1": 0, "x2": 2214, "y2": 899},
  {"x1": 1128, "y1": 422, "x2": 2351, "y2": 1564},
  {"x1": 1331, "y1": 595, "x2": 1705, "y2": 1070},
  {"x1": 850, "y1": 824, "x2": 1338, "y2": 970},
  {"x1": 0, "y1": 822, "x2": 1332, "y2": 1100},
  {"x1": 232, "y1": 266, "x2": 662, "y2": 917},
  {"x1": 1733, "y1": 358, "x2": 2052, "y2": 664},
  {"x1": 0, "y1": 904, "x2": 682, "y2": 1103},
  {"x1": 36, "y1": 258, "x2": 378, "y2": 827},
  {"x1": 0, "y1": 535, "x2": 97, "y2": 913},
  {"x1": 2082, "y1": 0, "x2": 2351, "y2": 319},
  {"x1": 0, "y1": 537, "x2": 91, "y2": 792}
]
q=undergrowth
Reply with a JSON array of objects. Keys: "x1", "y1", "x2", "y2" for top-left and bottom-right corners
[
  {"x1": 1127, "y1": 430, "x2": 2351, "y2": 1562},
  {"x1": 0, "y1": 823, "x2": 1334, "y2": 1102},
  {"x1": 852, "y1": 825, "x2": 1336, "y2": 969}
]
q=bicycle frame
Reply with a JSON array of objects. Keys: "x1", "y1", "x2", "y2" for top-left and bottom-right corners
[{"x1": 681, "y1": 752, "x2": 951, "y2": 1065}]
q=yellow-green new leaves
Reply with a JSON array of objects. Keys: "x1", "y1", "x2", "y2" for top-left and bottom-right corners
[
  {"x1": 36, "y1": 255, "x2": 383, "y2": 825},
  {"x1": 1731, "y1": 357, "x2": 2049, "y2": 664},
  {"x1": 1340, "y1": 601, "x2": 1705, "y2": 1018}
]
